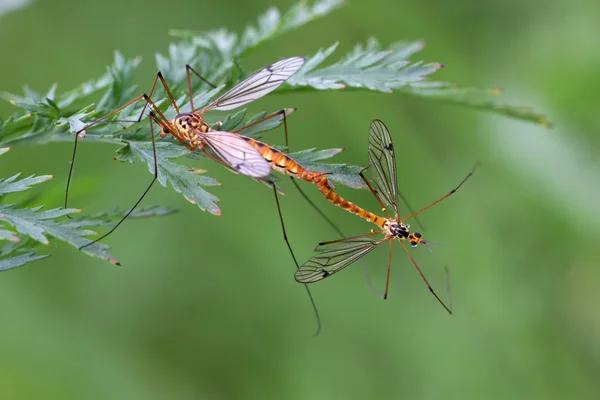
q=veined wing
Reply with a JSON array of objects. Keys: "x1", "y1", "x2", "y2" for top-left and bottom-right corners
[
  {"x1": 199, "y1": 130, "x2": 271, "y2": 178},
  {"x1": 205, "y1": 57, "x2": 305, "y2": 112},
  {"x1": 368, "y1": 119, "x2": 399, "y2": 216},
  {"x1": 295, "y1": 235, "x2": 387, "y2": 283}
]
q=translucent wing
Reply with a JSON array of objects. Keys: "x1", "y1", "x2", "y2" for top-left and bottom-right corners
[
  {"x1": 295, "y1": 235, "x2": 387, "y2": 283},
  {"x1": 199, "y1": 130, "x2": 271, "y2": 178},
  {"x1": 368, "y1": 119, "x2": 399, "y2": 216},
  {"x1": 205, "y1": 57, "x2": 305, "y2": 112}
]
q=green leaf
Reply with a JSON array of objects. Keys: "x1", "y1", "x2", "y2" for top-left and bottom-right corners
[
  {"x1": 73, "y1": 206, "x2": 179, "y2": 227},
  {"x1": 0, "y1": 228, "x2": 19, "y2": 242},
  {"x1": 394, "y1": 82, "x2": 552, "y2": 127},
  {"x1": 0, "y1": 251, "x2": 47, "y2": 272},
  {"x1": 0, "y1": 205, "x2": 120, "y2": 265},
  {"x1": 170, "y1": 0, "x2": 346, "y2": 59},
  {"x1": 284, "y1": 38, "x2": 550, "y2": 125},
  {"x1": 0, "y1": 0, "x2": 32, "y2": 20},
  {"x1": 236, "y1": 0, "x2": 346, "y2": 58},
  {"x1": 0, "y1": 173, "x2": 54, "y2": 196},
  {"x1": 287, "y1": 39, "x2": 442, "y2": 92},
  {"x1": 116, "y1": 141, "x2": 222, "y2": 215}
]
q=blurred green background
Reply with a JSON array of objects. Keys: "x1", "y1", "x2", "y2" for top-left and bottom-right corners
[{"x1": 1, "y1": 0, "x2": 599, "y2": 398}]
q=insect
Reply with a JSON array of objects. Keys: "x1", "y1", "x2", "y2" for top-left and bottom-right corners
[
  {"x1": 65, "y1": 57, "x2": 306, "y2": 247},
  {"x1": 64, "y1": 56, "x2": 331, "y2": 333},
  {"x1": 295, "y1": 119, "x2": 477, "y2": 313}
]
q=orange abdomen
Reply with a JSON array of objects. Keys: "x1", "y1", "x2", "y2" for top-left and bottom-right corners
[{"x1": 244, "y1": 136, "x2": 385, "y2": 228}]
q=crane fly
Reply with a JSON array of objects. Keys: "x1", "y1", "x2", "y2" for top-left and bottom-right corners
[
  {"x1": 64, "y1": 56, "x2": 332, "y2": 334},
  {"x1": 295, "y1": 120, "x2": 477, "y2": 313},
  {"x1": 65, "y1": 56, "x2": 306, "y2": 247}
]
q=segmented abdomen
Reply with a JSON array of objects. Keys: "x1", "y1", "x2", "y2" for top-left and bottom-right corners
[{"x1": 243, "y1": 136, "x2": 385, "y2": 229}]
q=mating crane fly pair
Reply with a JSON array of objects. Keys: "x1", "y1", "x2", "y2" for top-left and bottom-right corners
[{"x1": 66, "y1": 55, "x2": 475, "y2": 329}]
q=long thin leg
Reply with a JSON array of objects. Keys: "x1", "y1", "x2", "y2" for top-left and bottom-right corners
[
  {"x1": 290, "y1": 179, "x2": 345, "y2": 238},
  {"x1": 65, "y1": 93, "x2": 148, "y2": 212},
  {"x1": 137, "y1": 72, "x2": 182, "y2": 121},
  {"x1": 359, "y1": 169, "x2": 392, "y2": 219},
  {"x1": 402, "y1": 164, "x2": 478, "y2": 223},
  {"x1": 65, "y1": 71, "x2": 183, "y2": 212},
  {"x1": 397, "y1": 190, "x2": 427, "y2": 232},
  {"x1": 398, "y1": 238, "x2": 452, "y2": 314},
  {"x1": 186, "y1": 64, "x2": 217, "y2": 112},
  {"x1": 108, "y1": 72, "x2": 180, "y2": 125},
  {"x1": 232, "y1": 108, "x2": 291, "y2": 135},
  {"x1": 80, "y1": 112, "x2": 161, "y2": 249},
  {"x1": 280, "y1": 107, "x2": 345, "y2": 239},
  {"x1": 384, "y1": 238, "x2": 393, "y2": 299},
  {"x1": 444, "y1": 265, "x2": 453, "y2": 313},
  {"x1": 268, "y1": 181, "x2": 322, "y2": 336}
]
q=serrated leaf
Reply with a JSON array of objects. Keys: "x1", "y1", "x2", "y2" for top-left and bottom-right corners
[
  {"x1": 396, "y1": 82, "x2": 552, "y2": 127},
  {"x1": 9, "y1": 99, "x2": 60, "y2": 119},
  {"x1": 288, "y1": 39, "x2": 442, "y2": 93},
  {"x1": 236, "y1": 0, "x2": 346, "y2": 57},
  {"x1": 0, "y1": 251, "x2": 47, "y2": 271},
  {"x1": 0, "y1": 205, "x2": 120, "y2": 264},
  {"x1": 0, "y1": 228, "x2": 19, "y2": 242},
  {"x1": 116, "y1": 141, "x2": 222, "y2": 215},
  {"x1": 0, "y1": 173, "x2": 54, "y2": 196},
  {"x1": 56, "y1": 109, "x2": 95, "y2": 134},
  {"x1": 170, "y1": 0, "x2": 346, "y2": 59},
  {"x1": 73, "y1": 206, "x2": 178, "y2": 227}
]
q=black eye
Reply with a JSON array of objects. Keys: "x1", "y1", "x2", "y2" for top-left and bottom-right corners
[
  {"x1": 162, "y1": 127, "x2": 169, "y2": 133},
  {"x1": 414, "y1": 232, "x2": 421, "y2": 238},
  {"x1": 410, "y1": 241, "x2": 417, "y2": 247}
]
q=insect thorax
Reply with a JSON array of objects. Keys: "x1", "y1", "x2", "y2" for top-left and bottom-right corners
[
  {"x1": 384, "y1": 220, "x2": 410, "y2": 239},
  {"x1": 171, "y1": 113, "x2": 209, "y2": 146}
]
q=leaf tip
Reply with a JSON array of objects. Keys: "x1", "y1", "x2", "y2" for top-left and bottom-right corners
[
  {"x1": 541, "y1": 119, "x2": 553, "y2": 129},
  {"x1": 73, "y1": 209, "x2": 83, "y2": 213},
  {"x1": 188, "y1": 168, "x2": 208, "y2": 174}
]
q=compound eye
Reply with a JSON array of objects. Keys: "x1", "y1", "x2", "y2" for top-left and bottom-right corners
[
  {"x1": 410, "y1": 241, "x2": 418, "y2": 247},
  {"x1": 414, "y1": 232, "x2": 422, "y2": 238}
]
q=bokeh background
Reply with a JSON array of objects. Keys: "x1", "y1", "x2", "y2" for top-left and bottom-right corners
[{"x1": 1, "y1": 0, "x2": 599, "y2": 398}]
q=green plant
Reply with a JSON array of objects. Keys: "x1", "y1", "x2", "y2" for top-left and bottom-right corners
[{"x1": 0, "y1": 0, "x2": 549, "y2": 270}]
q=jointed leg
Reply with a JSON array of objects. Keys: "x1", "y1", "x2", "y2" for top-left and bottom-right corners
[
  {"x1": 402, "y1": 164, "x2": 478, "y2": 223},
  {"x1": 359, "y1": 169, "x2": 392, "y2": 219},
  {"x1": 186, "y1": 64, "x2": 217, "y2": 112},
  {"x1": 398, "y1": 239, "x2": 452, "y2": 314},
  {"x1": 268, "y1": 181, "x2": 322, "y2": 336},
  {"x1": 65, "y1": 72, "x2": 182, "y2": 212},
  {"x1": 384, "y1": 239, "x2": 393, "y2": 299},
  {"x1": 79, "y1": 112, "x2": 163, "y2": 249}
]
